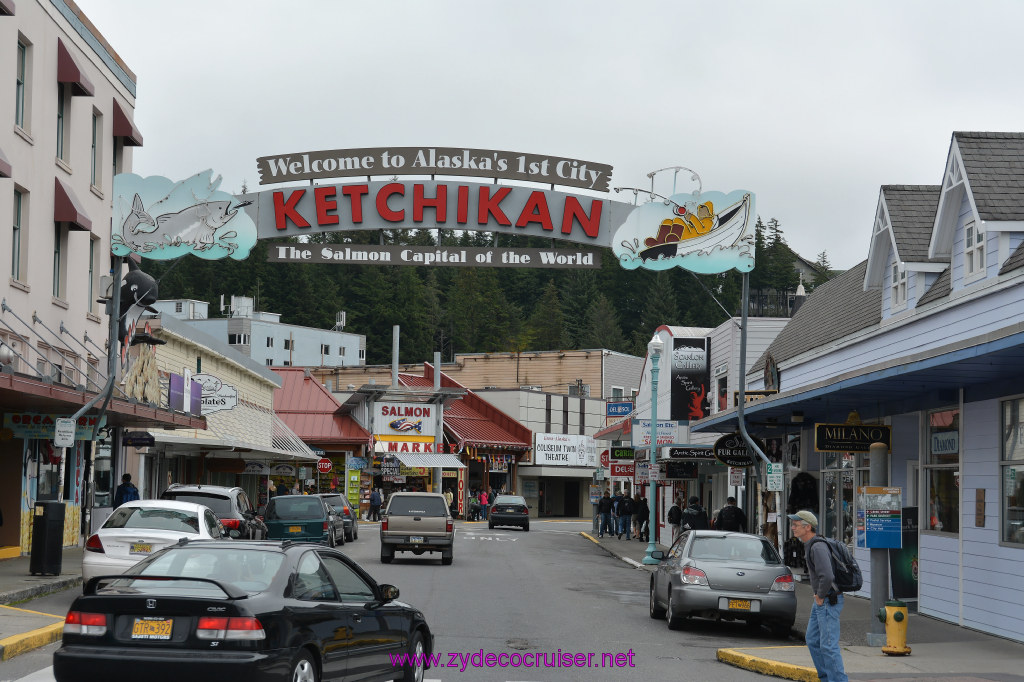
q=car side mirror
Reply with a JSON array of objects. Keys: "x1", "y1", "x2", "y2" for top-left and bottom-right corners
[
  {"x1": 379, "y1": 583, "x2": 399, "y2": 602},
  {"x1": 650, "y1": 550, "x2": 665, "y2": 561}
]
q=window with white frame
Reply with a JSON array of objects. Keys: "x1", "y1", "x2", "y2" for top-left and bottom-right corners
[
  {"x1": 283, "y1": 338, "x2": 292, "y2": 350},
  {"x1": 1000, "y1": 397, "x2": 1024, "y2": 545},
  {"x1": 266, "y1": 337, "x2": 274, "y2": 348},
  {"x1": 925, "y1": 408, "x2": 960, "y2": 534},
  {"x1": 321, "y1": 344, "x2": 330, "y2": 355},
  {"x1": 891, "y1": 263, "x2": 907, "y2": 308},
  {"x1": 174, "y1": 301, "x2": 183, "y2": 313},
  {"x1": 965, "y1": 221, "x2": 985, "y2": 277},
  {"x1": 228, "y1": 333, "x2": 250, "y2": 346},
  {"x1": 611, "y1": 386, "x2": 624, "y2": 398}
]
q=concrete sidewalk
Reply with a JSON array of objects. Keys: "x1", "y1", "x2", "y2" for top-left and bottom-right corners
[
  {"x1": 583, "y1": 529, "x2": 1024, "y2": 681},
  {"x1": 0, "y1": 546, "x2": 81, "y2": 661}
]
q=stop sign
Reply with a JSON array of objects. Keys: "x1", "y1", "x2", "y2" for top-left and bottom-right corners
[
  {"x1": 600, "y1": 449, "x2": 610, "y2": 467},
  {"x1": 317, "y1": 458, "x2": 333, "y2": 474}
]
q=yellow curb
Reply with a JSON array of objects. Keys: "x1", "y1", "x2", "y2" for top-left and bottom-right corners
[
  {"x1": 0, "y1": 546, "x2": 21, "y2": 560},
  {"x1": 0, "y1": 621, "x2": 64, "y2": 661},
  {"x1": 0, "y1": 604, "x2": 65, "y2": 618},
  {"x1": 717, "y1": 647, "x2": 820, "y2": 682},
  {"x1": 580, "y1": 532, "x2": 601, "y2": 544}
]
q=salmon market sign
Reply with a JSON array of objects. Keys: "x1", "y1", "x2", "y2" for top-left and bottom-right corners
[{"x1": 112, "y1": 147, "x2": 756, "y2": 275}]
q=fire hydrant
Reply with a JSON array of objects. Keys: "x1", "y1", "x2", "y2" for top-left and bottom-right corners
[{"x1": 877, "y1": 600, "x2": 912, "y2": 655}]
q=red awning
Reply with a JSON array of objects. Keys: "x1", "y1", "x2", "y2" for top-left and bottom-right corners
[
  {"x1": 54, "y1": 177, "x2": 92, "y2": 231},
  {"x1": 57, "y1": 38, "x2": 94, "y2": 97},
  {"x1": 594, "y1": 417, "x2": 631, "y2": 441},
  {"x1": 0, "y1": 146, "x2": 10, "y2": 178},
  {"x1": 273, "y1": 368, "x2": 371, "y2": 445},
  {"x1": 112, "y1": 98, "x2": 143, "y2": 146},
  {"x1": 443, "y1": 400, "x2": 530, "y2": 450},
  {"x1": 0, "y1": 0, "x2": 15, "y2": 17}
]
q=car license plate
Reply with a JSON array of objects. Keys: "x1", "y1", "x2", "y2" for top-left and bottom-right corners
[
  {"x1": 288, "y1": 526, "x2": 302, "y2": 533},
  {"x1": 129, "y1": 543, "x2": 152, "y2": 555},
  {"x1": 728, "y1": 599, "x2": 751, "y2": 611},
  {"x1": 409, "y1": 536, "x2": 424, "y2": 543},
  {"x1": 131, "y1": 617, "x2": 173, "y2": 640}
]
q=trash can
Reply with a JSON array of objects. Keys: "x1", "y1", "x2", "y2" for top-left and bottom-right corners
[{"x1": 29, "y1": 501, "x2": 65, "y2": 575}]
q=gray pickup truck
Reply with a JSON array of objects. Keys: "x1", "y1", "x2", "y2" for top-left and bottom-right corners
[{"x1": 380, "y1": 492, "x2": 455, "y2": 565}]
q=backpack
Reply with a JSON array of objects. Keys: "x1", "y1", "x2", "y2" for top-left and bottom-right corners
[
  {"x1": 667, "y1": 505, "x2": 682, "y2": 525},
  {"x1": 809, "y1": 536, "x2": 863, "y2": 593},
  {"x1": 716, "y1": 505, "x2": 741, "y2": 531}
]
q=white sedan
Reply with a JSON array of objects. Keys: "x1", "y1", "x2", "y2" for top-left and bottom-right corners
[{"x1": 82, "y1": 499, "x2": 224, "y2": 585}]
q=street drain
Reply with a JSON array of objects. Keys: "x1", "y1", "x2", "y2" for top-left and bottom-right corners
[{"x1": 506, "y1": 638, "x2": 531, "y2": 650}]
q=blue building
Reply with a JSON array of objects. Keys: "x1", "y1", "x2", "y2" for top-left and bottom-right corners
[
  {"x1": 693, "y1": 131, "x2": 1024, "y2": 642},
  {"x1": 153, "y1": 296, "x2": 365, "y2": 368}
]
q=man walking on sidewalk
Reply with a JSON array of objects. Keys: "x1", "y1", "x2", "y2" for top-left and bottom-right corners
[
  {"x1": 789, "y1": 510, "x2": 848, "y2": 682},
  {"x1": 597, "y1": 490, "x2": 613, "y2": 537}
]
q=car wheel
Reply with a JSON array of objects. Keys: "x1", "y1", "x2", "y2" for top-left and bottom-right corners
[
  {"x1": 291, "y1": 649, "x2": 319, "y2": 682},
  {"x1": 523, "y1": 522, "x2": 529, "y2": 532},
  {"x1": 345, "y1": 530, "x2": 354, "y2": 543},
  {"x1": 381, "y1": 548, "x2": 394, "y2": 564},
  {"x1": 337, "y1": 529, "x2": 345, "y2": 546},
  {"x1": 770, "y1": 621, "x2": 794, "y2": 638},
  {"x1": 649, "y1": 577, "x2": 666, "y2": 619},
  {"x1": 488, "y1": 521, "x2": 495, "y2": 529},
  {"x1": 666, "y1": 587, "x2": 685, "y2": 630},
  {"x1": 401, "y1": 631, "x2": 426, "y2": 682},
  {"x1": 441, "y1": 551, "x2": 453, "y2": 566},
  {"x1": 327, "y1": 532, "x2": 336, "y2": 548},
  {"x1": 354, "y1": 525, "x2": 358, "y2": 541}
]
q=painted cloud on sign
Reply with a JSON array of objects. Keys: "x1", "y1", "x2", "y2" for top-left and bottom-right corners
[
  {"x1": 112, "y1": 170, "x2": 257, "y2": 261},
  {"x1": 613, "y1": 190, "x2": 756, "y2": 274}
]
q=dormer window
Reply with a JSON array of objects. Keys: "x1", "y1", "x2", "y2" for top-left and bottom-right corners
[
  {"x1": 965, "y1": 221, "x2": 985, "y2": 278},
  {"x1": 892, "y1": 263, "x2": 907, "y2": 308}
]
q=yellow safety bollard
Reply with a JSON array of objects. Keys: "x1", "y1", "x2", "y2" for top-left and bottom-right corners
[{"x1": 876, "y1": 600, "x2": 912, "y2": 655}]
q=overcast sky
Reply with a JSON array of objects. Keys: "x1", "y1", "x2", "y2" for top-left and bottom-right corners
[{"x1": 76, "y1": 0, "x2": 1024, "y2": 271}]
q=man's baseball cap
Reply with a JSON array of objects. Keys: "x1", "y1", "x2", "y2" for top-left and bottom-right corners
[{"x1": 787, "y1": 510, "x2": 818, "y2": 528}]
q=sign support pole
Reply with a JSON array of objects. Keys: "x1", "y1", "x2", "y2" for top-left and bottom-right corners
[{"x1": 867, "y1": 441, "x2": 890, "y2": 646}]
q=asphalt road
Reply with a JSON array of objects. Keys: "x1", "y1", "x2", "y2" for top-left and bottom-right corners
[{"x1": 6, "y1": 520, "x2": 787, "y2": 681}]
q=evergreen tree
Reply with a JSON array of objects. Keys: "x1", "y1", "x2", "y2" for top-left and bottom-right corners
[
  {"x1": 582, "y1": 293, "x2": 626, "y2": 351},
  {"x1": 810, "y1": 250, "x2": 834, "y2": 290},
  {"x1": 561, "y1": 270, "x2": 598, "y2": 349},
  {"x1": 528, "y1": 280, "x2": 568, "y2": 350}
]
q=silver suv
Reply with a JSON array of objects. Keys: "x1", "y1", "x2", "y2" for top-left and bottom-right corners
[
  {"x1": 160, "y1": 484, "x2": 267, "y2": 540},
  {"x1": 380, "y1": 492, "x2": 454, "y2": 565}
]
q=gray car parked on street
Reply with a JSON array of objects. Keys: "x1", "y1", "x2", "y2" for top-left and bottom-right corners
[{"x1": 649, "y1": 530, "x2": 796, "y2": 635}]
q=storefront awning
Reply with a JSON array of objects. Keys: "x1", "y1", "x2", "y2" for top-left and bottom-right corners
[
  {"x1": 0, "y1": 146, "x2": 11, "y2": 178},
  {"x1": 112, "y1": 97, "x2": 143, "y2": 146},
  {"x1": 594, "y1": 417, "x2": 631, "y2": 441},
  {"x1": 390, "y1": 452, "x2": 466, "y2": 469},
  {"x1": 518, "y1": 465, "x2": 595, "y2": 478},
  {"x1": 149, "y1": 412, "x2": 318, "y2": 461}
]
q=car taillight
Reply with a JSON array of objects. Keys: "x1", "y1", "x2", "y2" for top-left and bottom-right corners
[
  {"x1": 381, "y1": 518, "x2": 388, "y2": 531},
  {"x1": 323, "y1": 521, "x2": 329, "y2": 532},
  {"x1": 680, "y1": 566, "x2": 709, "y2": 586},
  {"x1": 85, "y1": 534, "x2": 104, "y2": 554},
  {"x1": 196, "y1": 616, "x2": 265, "y2": 640},
  {"x1": 65, "y1": 611, "x2": 107, "y2": 636},
  {"x1": 343, "y1": 506, "x2": 350, "y2": 515},
  {"x1": 771, "y1": 574, "x2": 795, "y2": 592},
  {"x1": 220, "y1": 519, "x2": 241, "y2": 530},
  {"x1": 446, "y1": 519, "x2": 453, "y2": 532}
]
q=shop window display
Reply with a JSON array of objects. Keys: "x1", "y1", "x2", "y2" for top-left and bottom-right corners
[
  {"x1": 926, "y1": 408, "x2": 959, "y2": 534},
  {"x1": 1001, "y1": 398, "x2": 1024, "y2": 544}
]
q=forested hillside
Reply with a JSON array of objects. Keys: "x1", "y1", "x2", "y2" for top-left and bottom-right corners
[{"x1": 145, "y1": 218, "x2": 831, "y2": 365}]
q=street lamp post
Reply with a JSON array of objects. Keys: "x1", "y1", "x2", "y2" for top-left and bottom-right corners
[{"x1": 642, "y1": 334, "x2": 664, "y2": 565}]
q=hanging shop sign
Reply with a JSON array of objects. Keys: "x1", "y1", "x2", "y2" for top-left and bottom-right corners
[
  {"x1": 630, "y1": 420, "x2": 677, "y2": 448},
  {"x1": 661, "y1": 459, "x2": 699, "y2": 480},
  {"x1": 713, "y1": 432, "x2": 764, "y2": 467},
  {"x1": 245, "y1": 461, "x2": 270, "y2": 475},
  {"x1": 168, "y1": 371, "x2": 203, "y2": 416},
  {"x1": 610, "y1": 446, "x2": 634, "y2": 461},
  {"x1": 271, "y1": 463, "x2": 296, "y2": 477},
  {"x1": 609, "y1": 462, "x2": 635, "y2": 478},
  {"x1": 533, "y1": 433, "x2": 597, "y2": 466},
  {"x1": 348, "y1": 456, "x2": 368, "y2": 470},
  {"x1": 192, "y1": 373, "x2": 238, "y2": 415},
  {"x1": 606, "y1": 401, "x2": 633, "y2": 417},
  {"x1": 112, "y1": 170, "x2": 258, "y2": 261},
  {"x1": 814, "y1": 423, "x2": 891, "y2": 453},
  {"x1": 667, "y1": 446, "x2": 715, "y2": 461},
  {"x1": 670, "y1": 337, "x2": 710, "y2": 421},
  {"x1": 4, "y1": 413, "x2": 105, "y2": 441},
  {"x1": 633, "y1": 460, "x2": 650, "y2": 484},
  {"x1": 122, "y1": 431, "x2": 155, "y2": 447},
  {"x1": 374, "y1": 402, "x2": 437, "y2": 439}
]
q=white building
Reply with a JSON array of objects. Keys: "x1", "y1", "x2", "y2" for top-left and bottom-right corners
[{"x1": 153, "y1": 296, "x2": 366, "y2": 368}]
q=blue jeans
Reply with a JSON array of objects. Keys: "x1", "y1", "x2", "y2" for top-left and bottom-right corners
[
  {"x1": 618, "y1": 514, "x2": 632, "y2": 536},
  {"x1": 599, "y1": 512, "x2": 613, "y2": 536},
  {"x1": 482, "y1": 504, "x2": 489, "y2": 520},
  {"x1": 805, "y1": 595, "x2": 848, "y2": 682}
]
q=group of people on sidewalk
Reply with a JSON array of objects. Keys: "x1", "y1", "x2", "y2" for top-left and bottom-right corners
[
  {"x1": 665, "y1": 495, "x2": 747, "y2": 543},
  {"x1": 595, "y1": 490, "x2": 650, "y2": 540}
]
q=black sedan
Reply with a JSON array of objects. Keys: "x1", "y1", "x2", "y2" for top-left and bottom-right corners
[
  {"x1": 649, "y1": 530, "x2": 796, "y2": 635},
  {"x1": 54, "y1": 540, "x2": 432, "y2": 682},
  {"x1": 488, "y1": 495, "x2": 530, "y2": 531}
]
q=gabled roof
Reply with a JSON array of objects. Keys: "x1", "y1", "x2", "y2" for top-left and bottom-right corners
[
  {"x1": 865, "y1": 186, "x2": 943, "y2": 290},
  {"x1": 273, "y1": 368, "x2": 370, "y2": 445},
  {"x1": 956, "y1": 132, "x2": 1024, "y2": 221},
  {"x1": 752, "y1": 261, "x2": 880, "y2": 373},
  {"x1": 999, "y1": 241, "x2": 1024, "y2": 276},
  {"x1": 399, "y1": 365, "x2": 531, "y2": 450}
]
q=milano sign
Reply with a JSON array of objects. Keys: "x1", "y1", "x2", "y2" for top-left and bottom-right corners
[{"x1": 112, "y1": 146, "x2": 756, "y2": 274}]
